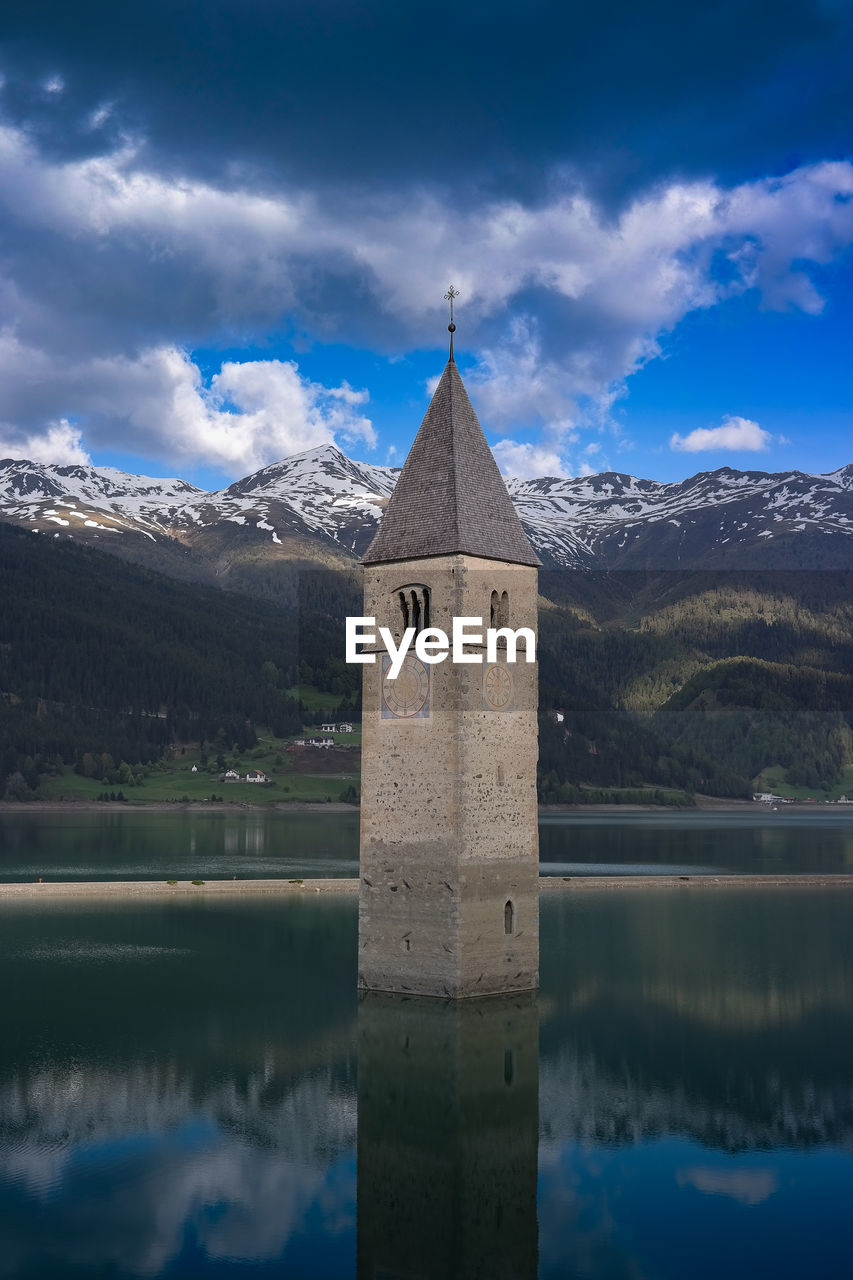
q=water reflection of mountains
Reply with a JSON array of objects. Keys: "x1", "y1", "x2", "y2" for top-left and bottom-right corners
[
  {"x1": 1, "y1": 894, "x2": 852, "y2": 1153},
  {"x1": 540, "y1": 890, "x2": 853, "y2": 1151}
]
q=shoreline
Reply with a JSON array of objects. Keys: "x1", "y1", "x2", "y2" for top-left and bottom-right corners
[
  {"x1": 2, "y1": 798, "x2": 852, "y2": 816},
  {"x1": 2, "y1": 873, "x2": 853, "y2": 900},
  {"x1": 0, "y1": 800, "x2": 359, "y2": 814}
]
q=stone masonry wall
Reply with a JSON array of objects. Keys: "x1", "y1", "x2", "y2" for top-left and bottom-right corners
[{"x1": 358, "y1": 554, "x2": 539, "y2": 997}]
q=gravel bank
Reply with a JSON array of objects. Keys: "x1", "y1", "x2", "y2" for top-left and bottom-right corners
[{"x1": 2, "y1": 874, "x2": 853, "y2": 900}]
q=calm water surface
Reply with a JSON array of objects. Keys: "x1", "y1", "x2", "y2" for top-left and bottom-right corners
[
  {"x1": 1, "y1": 890, "x2": 852, "y2": 1278},
  {"x1": 4, "y1": 808, "x2": 853, "y2": 880}
]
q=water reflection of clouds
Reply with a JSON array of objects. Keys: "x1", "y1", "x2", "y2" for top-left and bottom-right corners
[
  {"x1": 1, "y1": 1139, "x2": 355, "y2": 1276},
  {"x1": 0, "y1": 1066, "x2": 357, "y2": 1275},
  {"x1": 677, "y1": 1164, "x2": 778, "y2": 1205},
  {"x1": 536, "y1": 1142, "x2": 786, "y2": 1280}
]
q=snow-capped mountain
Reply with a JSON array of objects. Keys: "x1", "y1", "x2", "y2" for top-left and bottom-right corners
[
  {"x1": 0, "y1": 460, "x2": 204, "y2": 541},
  {"x1": 206, "y1": 447, "x2": 399, "y2": 554},
  {"x1": 507, "y1": 465, "x2": 853, "y2": 568},
  {"x1": 2, "y1": 446, "x2": 853, "y2": 572}
]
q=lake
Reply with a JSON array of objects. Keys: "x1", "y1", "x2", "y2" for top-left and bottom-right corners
[
  {"x1": 4, "y1": 807, "x2": 853, "y2": 881},
  {"x1": 1, "y1": 887, "x2": 852, "y2": 1278}
]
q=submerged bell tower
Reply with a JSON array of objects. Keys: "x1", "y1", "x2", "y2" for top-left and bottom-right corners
[{"x1": 357, "y1": 298, "x2": 540, "y2": 998}]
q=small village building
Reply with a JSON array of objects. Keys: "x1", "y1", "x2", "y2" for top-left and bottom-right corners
[{"x1": 246, "y1": 769, "x2": 267, "y2": 783}]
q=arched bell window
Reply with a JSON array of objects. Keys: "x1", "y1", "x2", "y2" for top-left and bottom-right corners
[{"x1": 395, "y1": 583, "x2": 430, "y2": 636}]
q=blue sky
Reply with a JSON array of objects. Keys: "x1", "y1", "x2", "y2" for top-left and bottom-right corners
[{"x1": 0, "y1": 1, "x2": 852, "y2": 487}]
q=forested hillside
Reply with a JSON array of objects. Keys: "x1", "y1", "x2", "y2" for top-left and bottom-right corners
[
  {"x1": 3, "y1": 524, "x2": 853, "y2": 802},
  {"x1": 537, "y1": 570, "x2": 853, "y2": 801},
  {"x1": 0, "y1": 525, "x2": 359, "y2": 794}
]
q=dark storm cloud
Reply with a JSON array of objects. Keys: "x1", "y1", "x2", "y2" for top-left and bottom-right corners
[
  {"x1": 2, "y1": 0, "x2": 853, "y2": 476},
  {"x1": 2, "y1": 0, "x2": 852, "y2": 202}
]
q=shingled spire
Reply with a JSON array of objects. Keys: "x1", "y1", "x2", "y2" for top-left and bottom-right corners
[{"x1": 363, "y1": 357, "x2": 540, "y2": 567}]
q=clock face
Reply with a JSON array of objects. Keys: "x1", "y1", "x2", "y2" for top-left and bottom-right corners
[
  {"x1": 382, "y1": 655, "x2": 430, "y2": 718},
  {"x1": 483, "y1": 663, "x2": 514, "y2": 711}
]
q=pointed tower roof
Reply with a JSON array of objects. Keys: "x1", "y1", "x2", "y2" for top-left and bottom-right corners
[{"x1": 363, "y1": 357, "x2": 540, "y2": 567}]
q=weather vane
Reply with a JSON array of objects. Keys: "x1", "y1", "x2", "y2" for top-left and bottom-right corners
[{"x1": 444, "y1": 285, "x2": 459, "y2": 358}]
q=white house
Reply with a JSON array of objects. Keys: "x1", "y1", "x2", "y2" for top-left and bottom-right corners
[
  {"x1": 246, "y1": 770, "x2": 268, "y2": 783},
  {"x1": 224, "y1": 769, "x2": 240, "y2": 780}
]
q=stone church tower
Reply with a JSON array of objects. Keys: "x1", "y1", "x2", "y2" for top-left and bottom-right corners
[{"x1": 358, "y1": 331, "x2": 540, "y2": 998}]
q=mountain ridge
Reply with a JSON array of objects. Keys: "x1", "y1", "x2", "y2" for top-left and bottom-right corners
[{"x1": 2, "y1": 445, "x2": 853, "y2": 576}]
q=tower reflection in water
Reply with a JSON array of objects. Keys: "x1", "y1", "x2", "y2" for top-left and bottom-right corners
[{"x1": 357, "y1": 991, "x2": 539, "y2": 1280}]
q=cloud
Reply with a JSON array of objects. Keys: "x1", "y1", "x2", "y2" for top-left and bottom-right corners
[
  {"x1": 492, "y1": 439, "x2": 569, "y2": 480},
  {"x1": 0, "y1": 113, "x2": 852, "y2": 470},
  {"x1": 0, "y1": 334, "x2": 374, "y2": 474},
  {"x1": 670, "y1": 415, "x2": 773, "y2": 452},
  {"x1": 0, "y1": 419, "x2": 91, "y2": 465},
  {"x1": 4, "y1": 0, "x2": 853, "y2": 207}
]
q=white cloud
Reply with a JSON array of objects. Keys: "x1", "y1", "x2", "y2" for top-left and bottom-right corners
[
  {"x1": 463, "y1": 316, "x2": 584, "y2": 431},
  {"x1": 207, "y1": 357, "x2": 375, "y2": 466},
  {"x1": 0, "y1": 337, "x2": 374, "y2": 474},
  {"x1": 0, "y1": 117, "x2": 852, "y2": 468},
  {"x1": 492, "y1": 439, "x2": 569, "y2": 479},
  {"x1": 0, "y1": 418, "x2": 91, "y2": 465},
  {"x1": 670, "y1": 415, "x2": 773, "y2": 452}
]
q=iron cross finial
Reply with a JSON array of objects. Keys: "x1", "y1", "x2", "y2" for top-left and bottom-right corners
[{"x1": 444, "y1": 285, "x2": 459, "y2": 359}]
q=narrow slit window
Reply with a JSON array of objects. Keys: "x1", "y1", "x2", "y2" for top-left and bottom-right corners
[
  {"x1": 504, "y1": 899, "x2": 514, "y2": 935},
  {"x1": 490, "y1": 589, "x2": 499, "y2": 628},
  {"x1": 398, "y1": 592, "x2": 410, "y2": 630}
]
